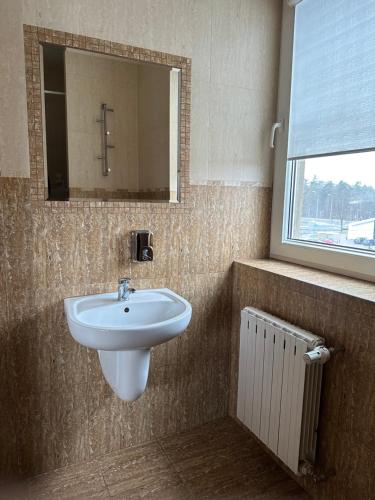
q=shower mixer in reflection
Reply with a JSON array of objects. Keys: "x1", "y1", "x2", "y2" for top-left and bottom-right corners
[{"x1": 97, "y1": 103, "x2": 115, "y2": 176}]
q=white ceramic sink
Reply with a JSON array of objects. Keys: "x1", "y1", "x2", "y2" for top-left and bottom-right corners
[
  {"x1": 64, "y1": 288, "x2": 192, "y2": 401},
  {"x1": 65, "y1": 288, "x2": 191, "y2": 351}
]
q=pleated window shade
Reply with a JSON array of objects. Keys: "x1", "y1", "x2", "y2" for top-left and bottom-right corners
[{"x1": 288, "y1": 0, "x2": 375, "y2": 160}]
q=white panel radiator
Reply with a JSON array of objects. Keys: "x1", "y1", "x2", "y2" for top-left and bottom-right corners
[{"x1": 237, "y1": 307, "x2": 327, "y2": 476}]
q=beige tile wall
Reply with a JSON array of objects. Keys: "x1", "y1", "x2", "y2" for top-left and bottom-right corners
[
  {"x1": 0, "y1": 0, "x2": 281, "y2": 185},
  {"x1": 0, "y1": 179, "x2": 271, "y2": 478},
  {"x1": 230, "y1": 260, "x2": 375, "y2": 500},
  {"x1": 0, "y1": 0, "x2": 281, "y2": 480}
]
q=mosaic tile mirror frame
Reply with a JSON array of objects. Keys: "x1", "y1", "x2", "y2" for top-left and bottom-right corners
[{"x1": 23, "y1": 25, "x2": 191, "y2": 210}]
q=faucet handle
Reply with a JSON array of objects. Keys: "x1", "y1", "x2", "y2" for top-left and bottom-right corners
[{"x1": 118, "y1": 277, "x2": 131, "y2": 284}]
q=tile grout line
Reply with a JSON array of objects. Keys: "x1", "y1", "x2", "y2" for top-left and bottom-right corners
[
  {"x1": 99, "y1": 467, "x2": 116, "y2": 498},
  {"x1": 2, "y1": 417, "x2": 308, "y2": 499},
  {"x1": 98, "y1": 467, "x2": 111, "y2": 498},
  {"x1": 155, "y1": 437, "x2": 194, "y2": 498}
]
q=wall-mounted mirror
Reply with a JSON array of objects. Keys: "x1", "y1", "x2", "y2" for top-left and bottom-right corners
[{"x1": 41, "y1": 43, "x2": 180, "y2": 202}]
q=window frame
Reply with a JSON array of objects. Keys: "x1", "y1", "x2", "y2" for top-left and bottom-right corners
[{"x1": 270, "y1": 0, "x2": 375, "y2": 283}]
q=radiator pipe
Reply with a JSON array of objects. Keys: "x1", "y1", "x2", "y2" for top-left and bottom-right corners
[{"x1": 300, "y1": 461, "x2": 336, "y2": 483}]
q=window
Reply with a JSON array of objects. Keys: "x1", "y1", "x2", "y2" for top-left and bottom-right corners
[
  {"x1": 270, "y1": 0, "x2": 375, "y2": 282},
  {"x1": 289, "y1": 153, "x2": 375, "y2": 251}
]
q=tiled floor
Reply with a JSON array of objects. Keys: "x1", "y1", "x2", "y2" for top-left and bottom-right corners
[{"x1": 2, "y1": 417, "x2": 309, "y2": 499}]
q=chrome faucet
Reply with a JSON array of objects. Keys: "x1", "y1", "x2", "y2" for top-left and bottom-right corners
[{"x1": 118, "y1": 277, "x2": 136, "y2": 301}]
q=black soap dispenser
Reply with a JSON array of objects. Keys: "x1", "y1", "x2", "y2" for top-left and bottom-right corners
[{"x1": 131, "y1": 230, "x2": 154, "y2": 262}]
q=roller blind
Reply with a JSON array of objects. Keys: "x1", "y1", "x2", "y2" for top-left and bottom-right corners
[{"x1": 288, "y1": 0, "x2": 375, "y2": 160}]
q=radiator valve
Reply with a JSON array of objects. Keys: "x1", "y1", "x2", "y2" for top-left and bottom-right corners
[
  {"x1": 303, "y1": 346, "x2": 331, "y2": 365},
  {"x1": 303, "y1": 346, "x2": 344, "y2": 365}
]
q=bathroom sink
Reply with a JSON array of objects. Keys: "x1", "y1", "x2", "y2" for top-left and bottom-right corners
[
  {"x1": 64, "y1": 288, "x2": 192, "y2": 400},
  {"x1": 65, "y1": 288, "x2": 191, "y2": 351}
]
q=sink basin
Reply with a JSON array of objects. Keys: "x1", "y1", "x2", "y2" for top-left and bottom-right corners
[
  {"x1": 65, "y1": 288, "x2": 191, "y2": 351},
  {"x1": 64, "y1": 288, "x2": 192, "y2": 401}
]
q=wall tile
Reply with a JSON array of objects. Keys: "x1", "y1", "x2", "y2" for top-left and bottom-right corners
[
  {"x1": 0, "y1": 398, "x2": 18, "y2": 481},
  {"x1": 210, "y1": 0, "x2": 281, "y2": 93},
  {"x1": 85, "y1": 383, "x2": 126, "y2": 460},
  {"x1": 15, "y1": 391, "x2": 56, "y2": 476},
  {"x1": 230, "y1": 260, "x2": 375, "y2": 500},
  {"x1": 1, "y1": 178, "x2": 271, "y2": 477},
  {"x1": 190, "y1": 0, "x2": 212, "y2": 83},
  {"x1": 2, "y1": 181, "x2": 33, "y2": 292},
  {"x1": 0, "y1": 0, "x2": 29, "y2": 178},
  {"x1": 74, "y1": 211, "x2": 125, "y2": 286},
  {"x1": 190, "y1": 79, "x2": 210, "y2": 184},
  {"x1": 2, "y1": 0, "x2": 278, "y2": 186},
  {"x1": 1, "y1": 0, "x2": 280, "y2": 480},
  {"x1": 208, "y1": 84, "x2": 275, "y2": 185}
]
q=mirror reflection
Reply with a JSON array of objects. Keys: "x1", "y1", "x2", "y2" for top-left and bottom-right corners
[{"x1": 41, "y1": 44, "x2": 180, "y2": 202}]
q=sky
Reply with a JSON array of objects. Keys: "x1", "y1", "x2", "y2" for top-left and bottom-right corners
[{"x1": 303, "y1": 151, "x2": 375, "y2": 187}]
